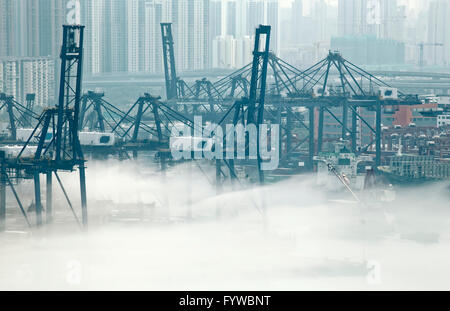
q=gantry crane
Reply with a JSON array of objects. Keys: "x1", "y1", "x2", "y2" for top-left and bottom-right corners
[
  {"x1": 0, "y1": 93, "x2": 38, "y2": 141},
  {"x1": 0, "y1": 25, "x2": 88, "y2": 231}
]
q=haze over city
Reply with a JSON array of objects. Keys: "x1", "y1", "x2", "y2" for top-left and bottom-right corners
[{"x1": 0, "y1": 0, "x2": 449, "y2": 293}]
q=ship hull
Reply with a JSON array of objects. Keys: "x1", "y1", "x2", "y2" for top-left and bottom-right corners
[{"x1": 379, "y1": 170, "x2": 444, "y2": 187}]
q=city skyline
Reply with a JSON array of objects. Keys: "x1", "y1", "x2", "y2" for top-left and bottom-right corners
[{"x1": 0, "y1": 0, "x2": 449, "y2": 295}]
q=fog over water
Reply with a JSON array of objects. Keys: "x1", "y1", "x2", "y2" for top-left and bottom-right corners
[{"x1": 0, "y1": 158, "x2": 449, "y2": 290}]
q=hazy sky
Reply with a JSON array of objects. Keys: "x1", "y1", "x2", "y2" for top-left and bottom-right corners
[{"x1": 278, "y1": 0, "x2": 336, "y2": 9}]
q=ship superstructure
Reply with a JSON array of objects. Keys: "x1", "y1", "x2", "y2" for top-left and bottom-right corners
[{"x1": 314, "y1": 141, "x2": 374, "y2": 192}]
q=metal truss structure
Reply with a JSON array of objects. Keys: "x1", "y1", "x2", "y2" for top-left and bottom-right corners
[{"x1": 0, "y1": 93, "x2": 39, "y2": 141}]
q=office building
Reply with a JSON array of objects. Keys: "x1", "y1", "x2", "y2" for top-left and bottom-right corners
[
  {"x1": 212, "y1": 35, "x2": 235, "y2": 68},
  {"x1": 246, "y1": 0, "x2": 278, "y2": 54},
  {"x1": 103, "y1": 0, "x2": 128, "y2": 73},
  {"x1": 209, "y1": 0, "x2": 222, "y2": 68},
  {"x1": 212, "y1": 34, "x2": 253, "y2": 69}
]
